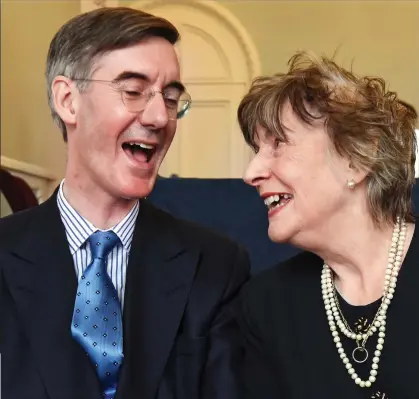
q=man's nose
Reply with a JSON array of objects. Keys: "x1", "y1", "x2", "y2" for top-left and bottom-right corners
[
  {"x1": 243, "y1": 153, "x2": 272, "y2": 188},
  {"x1": 138, "y1": 92, "x2": 170, "y2": 129}
]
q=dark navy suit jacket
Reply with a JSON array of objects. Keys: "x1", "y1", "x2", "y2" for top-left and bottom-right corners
[{"x1": 0, "y1": 192, "x2": 250, "y2": 399}]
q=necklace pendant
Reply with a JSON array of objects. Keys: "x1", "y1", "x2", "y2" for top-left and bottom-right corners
[
  {"x1": 371, "y1": 392, "x2": 388, "y2": 399},
  {"x1": 352, "y1": 346, "x2": 369, "y2": 363}
]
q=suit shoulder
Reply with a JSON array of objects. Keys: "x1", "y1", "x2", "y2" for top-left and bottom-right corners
[
  {"x1": 149, "y1": 201, "x2": 245, "y2": 252},
  {"x1": 238, "y1": 252, "x2": 324, "y2": 343},
  {"x1": 243, "y1": 251, "x2": 323, "y2": 301},
  {"x1": 146, "y1": 201, "x2": 250, "y2": 286},
  {"x1": 0, "y1": 206, "x2": 38, "y2": 248}
]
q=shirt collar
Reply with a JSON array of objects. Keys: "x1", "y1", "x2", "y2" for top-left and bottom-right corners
[{"x1": 57, "y1": 179, "x2": 139, "y2": 254}]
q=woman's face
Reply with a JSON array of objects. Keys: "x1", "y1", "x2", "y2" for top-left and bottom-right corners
[{"x1": 243, "y1": 103, "x2": 356, "y2": 249}]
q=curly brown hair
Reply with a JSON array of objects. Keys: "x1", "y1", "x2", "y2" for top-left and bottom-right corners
[{"x1": 238, "y1": 51, "x2": 418, "y2": 225}]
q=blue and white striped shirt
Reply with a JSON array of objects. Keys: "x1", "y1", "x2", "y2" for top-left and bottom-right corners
[{"x1": 56, "y1": 180, "x2": 139, "y2": 308}]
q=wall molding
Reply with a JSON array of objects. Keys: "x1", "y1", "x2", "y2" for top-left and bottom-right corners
[{"x1": 131, "y1": 0, "x2": 261, "y2": 81}]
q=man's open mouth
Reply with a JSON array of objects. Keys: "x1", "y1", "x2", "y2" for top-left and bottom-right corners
[{"x1": 122, "y1": 141, "x2": 157, "y2": 163}]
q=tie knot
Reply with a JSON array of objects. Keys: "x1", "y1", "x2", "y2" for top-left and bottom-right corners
[{"x1": 88, "y1": 230, "x2": 120, "y2": 260}]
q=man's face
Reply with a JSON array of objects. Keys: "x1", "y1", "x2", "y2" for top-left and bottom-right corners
[{"x1": 67, "y1": 37, "x2": 182, "y2": 200}]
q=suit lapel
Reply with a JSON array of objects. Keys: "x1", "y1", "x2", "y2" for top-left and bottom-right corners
[
  {"x1": 116, "y1": 200, "x2": 199, "y2": 399},
  {"x1": 3, "y1": 194, "x2": 102, "y2": 399}
]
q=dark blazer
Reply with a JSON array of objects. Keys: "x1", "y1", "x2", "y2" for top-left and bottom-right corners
[
  {"x1": 236, "y1": 231, "x2": 419, "y2": 399},
  {"x1": 0, "y1": 192, "x2": 250, "y2": 399}
]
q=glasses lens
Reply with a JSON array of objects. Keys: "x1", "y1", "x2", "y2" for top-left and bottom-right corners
[
  {"x1": 122, "y1": 90, "x2": 192, "y2": 119},
  {"x1": 121, "y1": 91, "x2": 147, "y2": 113},
  {"x1": 177, "y1": 92, "x2": 192, "y2": 119}
]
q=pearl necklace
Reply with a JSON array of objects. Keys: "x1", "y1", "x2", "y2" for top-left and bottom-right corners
[{"x1": 321, "y1": 218, "x2": 407, "y2": 388}]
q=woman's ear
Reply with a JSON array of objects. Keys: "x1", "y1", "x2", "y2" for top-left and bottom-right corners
[
  {"x1": 347, "y1": 160, "x2": 369, "y2": 186},
  {"x1": 51, "y1": 76, "x2": 78, "y2": 127}
]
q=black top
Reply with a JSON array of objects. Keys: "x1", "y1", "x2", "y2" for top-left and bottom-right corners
[{"x1": 237, "y1": 222, "x2": 419, "y2": 399}]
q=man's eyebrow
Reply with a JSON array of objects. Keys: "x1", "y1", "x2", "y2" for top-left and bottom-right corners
[
  {"x1": 113, "y1": 71, "x2": 149, "y2": 82},
  {"x1": 113, "y1": 71, "x2": 186, "y2": 93}
]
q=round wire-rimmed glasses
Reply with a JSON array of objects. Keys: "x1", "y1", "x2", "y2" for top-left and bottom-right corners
[{"x1": 72, "y1": 78, "x2": 192, "y2": 120}]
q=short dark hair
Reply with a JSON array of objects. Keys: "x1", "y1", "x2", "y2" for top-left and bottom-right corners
[
  {"x1": 46, "y1": 7, "x2": 180, "y2": 141},
  {"x1": 238, "y1": 51, "x2": 418, "y2": 225}
]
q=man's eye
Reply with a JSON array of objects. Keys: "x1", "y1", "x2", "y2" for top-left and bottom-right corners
[
  {"x1": 164, "y1": 98, "x2": 178, "y2": 109},
  {"x1": 124, "y1": 90, "x2": 141, "y2": 98},
  {"x1": 163, "y1": 89, "x2": 181, "y2": 100}
]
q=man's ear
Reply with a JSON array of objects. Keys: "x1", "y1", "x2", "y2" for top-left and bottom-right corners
[{"x1": 51, "y1": 76, "x2": 79, "y2": 127}]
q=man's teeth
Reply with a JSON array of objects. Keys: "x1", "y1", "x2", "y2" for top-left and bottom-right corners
[
  {"x1": 127, "y1": 142, "x2": 155, "y2": 150},
  {"x1": 264, "y1": 194, "x2": 292, "y2": 209}
]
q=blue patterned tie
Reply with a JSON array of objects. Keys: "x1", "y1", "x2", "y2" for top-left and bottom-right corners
[{"x1": 71, "y1": 230, "x2": 123, "y2": 399}]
